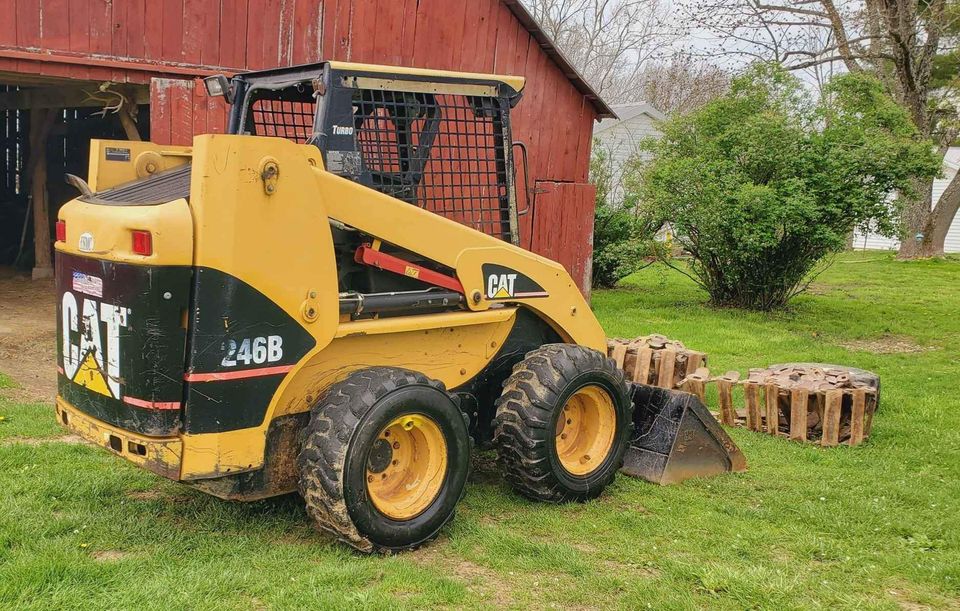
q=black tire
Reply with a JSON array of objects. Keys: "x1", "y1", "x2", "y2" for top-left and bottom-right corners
[
  {"x1": 297, "y1": 367, "x2": 471, "y2": 553},
  {"x1": 493, "y1": 344, "x2": 632, "y2": 502}
]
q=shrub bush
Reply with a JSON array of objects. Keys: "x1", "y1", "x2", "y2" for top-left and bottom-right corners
[{"x1": 639, "y1": 64, "x2": 939, "y2": 310}]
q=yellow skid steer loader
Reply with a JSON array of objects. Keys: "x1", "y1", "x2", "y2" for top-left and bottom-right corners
[{"x1": 54, "y1": 61, "x2": 743, "y2": 552}]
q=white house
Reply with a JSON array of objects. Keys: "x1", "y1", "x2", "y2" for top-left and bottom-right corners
[
  {"x1": 855, "y1": 147, "x2": 960, "y2": 253},
  {"x1": 593, "y1": 102, "x2": 666, "y2": 205}
]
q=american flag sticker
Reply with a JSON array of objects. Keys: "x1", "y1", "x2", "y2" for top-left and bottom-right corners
[{"x1": 72, "y1": 272, "x2": 103, "y2": 298}]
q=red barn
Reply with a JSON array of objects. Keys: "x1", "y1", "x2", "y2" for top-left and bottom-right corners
[{"x1": 0, "y1": 0, "x2": 612, "y2": 294}]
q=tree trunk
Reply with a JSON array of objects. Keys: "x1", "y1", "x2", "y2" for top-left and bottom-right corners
[{"x1": 897, "y1": 168, "x2": 960, "y2": 258}]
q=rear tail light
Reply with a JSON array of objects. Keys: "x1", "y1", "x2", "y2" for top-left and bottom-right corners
[
  {"x1": 132, "y1": 230, "x2": 153, "y2": 256},
  {"x1": 55, "y1": 220, "x2": 66, "y2": 242}
]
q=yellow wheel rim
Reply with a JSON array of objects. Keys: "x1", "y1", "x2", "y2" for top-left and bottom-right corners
[
  {"x1": 366, "y1": 414, "x2": 447, "y2": 520},
  {"x1": 555, "y1": 385, "x2": 617, "y2": 476}
]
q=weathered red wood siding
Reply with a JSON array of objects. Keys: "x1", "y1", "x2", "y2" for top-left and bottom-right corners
[
  {"x1": 531, "y1": 181, "x2": 597, "y2": 299},
  {"x1": 2, "y1": 0, "x2": 598, "y2": 292}
]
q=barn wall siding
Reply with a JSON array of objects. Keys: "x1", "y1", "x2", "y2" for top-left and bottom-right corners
[
  {"x1": 1, "y1": 0, "x2": 594, "y2": 181},
  {"x1": 3, "y1": 0, "x2": 600, "y2": 287}
]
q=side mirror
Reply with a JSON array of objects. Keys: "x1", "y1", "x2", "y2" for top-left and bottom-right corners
[
  {"x1": 203, "y1": 75, "x2": 235, "y2": 104},
  {"x1": 512, "y1": 140, "x2": 538, "y2": 249},
  {"x1": 512, "y1": 140, "x2": 532, "y2": 216}
]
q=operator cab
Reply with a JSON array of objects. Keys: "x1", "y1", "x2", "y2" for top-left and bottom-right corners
[{"x1": 206, "y1": 61, "x2": 527, "y2": 246}]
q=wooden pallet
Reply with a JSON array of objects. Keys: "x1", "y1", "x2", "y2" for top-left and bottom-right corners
[
  {"x1": 713, "y1": 367, "x2": 879, "y2": 447},
  {"x1": 607, "y1": 338, "x2": 878, "y2": 448},
  {"x1": 606, "y1": 335, "x2": 708, "y2": 399}
]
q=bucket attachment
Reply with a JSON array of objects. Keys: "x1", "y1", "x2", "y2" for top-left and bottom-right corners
[{"x1": 621, "y1": 383, "x2": 747, "y2": 485}]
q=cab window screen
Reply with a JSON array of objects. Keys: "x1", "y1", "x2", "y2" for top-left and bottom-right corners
[
  {"x1": 351, "y1": 89, "x2": 511, "y2": 242},
  {"x1": 245, "y1": 86, "x2": 315, "y2": 143}
]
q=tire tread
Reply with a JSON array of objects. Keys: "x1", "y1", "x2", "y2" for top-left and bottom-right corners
[
  {"x1": 297, "y1": 367, "x2": 460, "y2": 553},
  {"x1": 493, "y1": 344, "x2": 632, "y2": 503}
]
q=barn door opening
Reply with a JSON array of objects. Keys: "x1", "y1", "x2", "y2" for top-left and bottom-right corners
[{"x1": 0, "y1": 79, "x2": 149, "y2": 276}]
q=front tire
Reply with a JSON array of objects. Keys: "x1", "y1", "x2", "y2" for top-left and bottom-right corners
[
  {"x1": 493, "y1": 344, "x2": 632, "y2": 502},
  {"x1": 297, "y1": 367, "x2": 471, "y2": 552}
]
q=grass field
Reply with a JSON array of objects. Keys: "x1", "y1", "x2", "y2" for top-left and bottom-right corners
[{"x1": 1, "y1": 251, "x2": 958, "y2": 610}]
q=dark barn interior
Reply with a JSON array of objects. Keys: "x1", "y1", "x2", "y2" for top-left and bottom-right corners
[{"x1": 0, "y1": 76, "x2": 149, "y2": 276}]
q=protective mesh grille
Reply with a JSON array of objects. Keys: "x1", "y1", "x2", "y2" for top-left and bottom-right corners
[
  {"x1": 250, "y1": 99, "x2": 315, "y2": 142},
  {"x1": 352, "y1": 89, "x2": 512, "y2": 241}
]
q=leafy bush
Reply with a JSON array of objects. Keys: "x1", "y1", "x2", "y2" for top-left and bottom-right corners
[
  {"x1": 639, "y1": 64, "x2": 939, "y2": 310},
  {"x1": 590, "y1": 144, "x2": 660, "y2": 288}
]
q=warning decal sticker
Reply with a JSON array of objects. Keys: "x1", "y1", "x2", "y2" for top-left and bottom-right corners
[{"x1": 72, "y1": 272, "x2": 103, "y2": 298}]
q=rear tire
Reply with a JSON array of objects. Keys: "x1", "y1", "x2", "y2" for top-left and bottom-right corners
[
  {"x1": 493, "y1": 344, "x2": 632, "y2": 502},
  {"x1": 297, "y1": 367, "x2": 471, "y2": 552}
]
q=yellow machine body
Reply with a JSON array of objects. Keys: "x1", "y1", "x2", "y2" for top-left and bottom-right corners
[{"x1": 56, "y1": 127, "x2": 604, "y2": 497}]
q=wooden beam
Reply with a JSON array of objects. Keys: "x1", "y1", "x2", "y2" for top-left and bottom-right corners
[
  {"x1": 0, "y1": 86, "x2": 150, "y2": 111},
  {"x1": 633, "y1": 348, "x2": 653, "y2": 385},
  {"x1": 657, "y1": 349, "x2": 677, "y2": 389},
  {"x1": 789, "y1": 387, "x2": 809, "y2": 442},
  {"x1": 0, "y1": 71, "x2": 104, "y2": 87},
  {"x1": 821, "y1": 390, "x2": 843, "y2": 447},
  {"x1": 744, "y1": 382, "x2": 762, "y2": 432},
  {"x1": 765, "y1": 383, "x2": 780, "y2": 434},
  {"x1": 0, "y1": 48, "x2": 241, "y2": 78},
  {"x1": 716, "y1": 379, "x2": 736, "y2": 426},
  {"x1": 849, "y1": 389, "x2": 866, "y2": 446},
  {"x1": 29, "y1": 107, "x2": 58, "y2": 280}
]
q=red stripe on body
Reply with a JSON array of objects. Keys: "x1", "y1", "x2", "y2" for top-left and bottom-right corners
[
  {"x1": 184, "y1": 364, "x2": 294, "y2": 383},
  {"x1": 123, "y1": 396, "x2": 181, "y2": 410}
]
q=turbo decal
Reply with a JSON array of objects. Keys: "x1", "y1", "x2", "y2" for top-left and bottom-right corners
[{"x1": 481, "y1": 263, "x2": 549, "y2": 300}]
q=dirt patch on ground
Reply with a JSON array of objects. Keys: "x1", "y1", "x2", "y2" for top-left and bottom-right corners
[
  {"x1": 0, "y1": 434, "x2": 84, "y2": 446},
  {"x1": 125, "y1": 489, "x2": 162, "y2": 501},
  {"x1": 124, "y1": 489, "x2": 198, "y2": 508},
  {"x1": 411, "y1": 547, "x2": 513, "y2": 607},
  {"x1": 0, "y1": 269, "x2": 56, "y2": 401},
  {"x1": 840, "y1": 334, "x2": 935, "y2": 354},
  {"x1": 887, "y1": 582, "x2": 960, "y2": 611},
  {"x1": 469, "y1": 451, "x2": 503, "y2": 485}
]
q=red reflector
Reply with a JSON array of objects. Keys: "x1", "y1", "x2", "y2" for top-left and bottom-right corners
[
  {"x1": 55, "y1": 220, "x2": 66, "y2": 242},
  {"x1": 132, "y1": 230, "x2": 153, "y2": 255}
]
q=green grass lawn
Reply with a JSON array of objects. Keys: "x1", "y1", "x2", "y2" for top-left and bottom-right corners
[{"x1": 1, "y1": 251, "x2": 958, "y2": 609}]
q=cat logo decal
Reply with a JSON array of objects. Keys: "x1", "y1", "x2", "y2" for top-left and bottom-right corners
[
  {"x1": 482, "y1": 264, "x2": 548, "y2": 300},
  {"x1": 61, "y1": 291, "x2": 129, "y2": 399}
]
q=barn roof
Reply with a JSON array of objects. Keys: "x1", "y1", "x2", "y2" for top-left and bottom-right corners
[{"x1": 501, "y1": 0, "x2": 616, "y2": 119}]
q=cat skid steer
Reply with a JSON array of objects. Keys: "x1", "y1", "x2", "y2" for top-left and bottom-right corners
[{"x1": 54, "y1": 61, "x2": 743, "y2": 552}]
